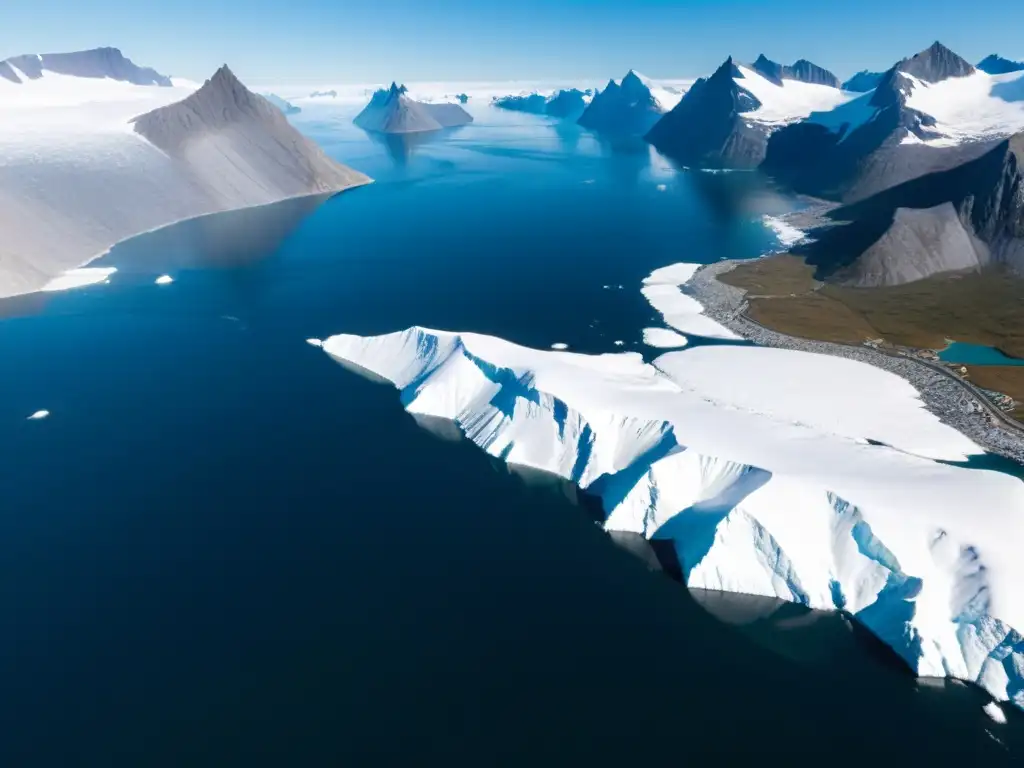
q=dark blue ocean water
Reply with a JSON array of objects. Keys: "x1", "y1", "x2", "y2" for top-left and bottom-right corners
[{"x1": 1, "y1": 103, "x2": 1021, "y2": 764}]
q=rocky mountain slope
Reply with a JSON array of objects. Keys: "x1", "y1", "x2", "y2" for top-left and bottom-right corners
[
  {"x1": 353, "y1": 82, "x2": 472, "y2": 133},
  {"x1": 762, "y1": 42, "x2": 1024, "y2": 202},
  {"x1": 0, "y1": 47, "x2": 170, "y2": 86},
  {"x1": 794, "y1": 132, "x2": 1024, "y2": 286}
]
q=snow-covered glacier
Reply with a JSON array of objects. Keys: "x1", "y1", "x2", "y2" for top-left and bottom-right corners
[{"x1": 316, "y1": 326, "x2": 1024, "y2": 710}]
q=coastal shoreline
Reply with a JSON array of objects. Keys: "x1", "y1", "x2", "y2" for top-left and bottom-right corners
[{"x1": 689, "y1": 259, "x2": 1024, "y2": 466}]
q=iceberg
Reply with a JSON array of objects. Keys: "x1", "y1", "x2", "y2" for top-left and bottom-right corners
[{"x1": 315, "y1": 325, "x2": 1024, "y2": 710}]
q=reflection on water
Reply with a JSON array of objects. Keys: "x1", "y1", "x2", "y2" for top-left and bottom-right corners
[
  {"x1": 96, "y1": 194, "x2": 332, "y2": 272},
  {"x1": 363, "y1": 127, "x2": 466, "y2": 166}
]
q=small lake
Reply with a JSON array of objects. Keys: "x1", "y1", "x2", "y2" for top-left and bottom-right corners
[
  {"x1": 1, "y1": 102, "x2": 1021, "y2": 764},
  {"x1": 940, "y1": 341, "x2": 1024, "y2": 366}
]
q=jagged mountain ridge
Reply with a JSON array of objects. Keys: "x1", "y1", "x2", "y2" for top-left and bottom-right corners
[
  {"x1": 0, "y1": 47, "x2": 171, "y2": 86},
  {"x1": 752, "y1": 54, "x2": 841, "y2": 88},
  {"x1": 978, "y1": 54, "x2": 1024, "y2": 75},
  {"x1": 645, "y1": 57, "x2": 768, "y2": 168},
  {"x1": 577, "y1": 70, "x2": 665, "y2": 136},
  {"x1": 353, "y1": 82, "x2": 473, "y2": 134}
]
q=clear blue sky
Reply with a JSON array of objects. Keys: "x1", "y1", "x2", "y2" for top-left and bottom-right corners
[{"x1": 4, "y1": 0, "x2": 1023, "y2": 85}]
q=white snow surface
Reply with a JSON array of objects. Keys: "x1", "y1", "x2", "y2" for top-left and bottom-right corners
[
  {"x1": 318, "y1": 325, "x2": 1024, "y2": 709},
  {"x1": 762, "y1": 215, "x2": 806, "y2": 249},
  {"x1": 806, "y1": 69, "x2": 1024, "y2": 146},
  {"x1": 641, "y1": 263, "x2": 742, "y2": 340},
  {"x1": 903, "y1": 70, "x2": 1024, "y2": 145},
  {"x1": 734, "y1": 66, "x2": 856, "y2": 125},
  {"x1": 643, "y1": 328, "x2": 689, "y2": 348}
]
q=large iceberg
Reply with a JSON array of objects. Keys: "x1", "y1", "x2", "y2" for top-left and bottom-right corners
[{"x1": 316, "y1": 325, "x2": 1024, "y2": 710}]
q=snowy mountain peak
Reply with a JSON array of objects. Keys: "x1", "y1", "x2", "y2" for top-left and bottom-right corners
[
  {"x1": 977, "y1": 54, "x2": 1024, "y2": 75},
  {"x1": 0, "y1": 47, "x2": 171, "y2": 87},
  {"x1": 897, "y1": 41, "x2": 975, "y2": 83}
]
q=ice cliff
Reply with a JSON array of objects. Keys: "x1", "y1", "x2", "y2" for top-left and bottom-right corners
[{"x1": 315, "y1": 325, "x2": 1024, "y2": 710}]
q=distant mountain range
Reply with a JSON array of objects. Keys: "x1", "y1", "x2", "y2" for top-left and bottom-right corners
[
  {"x1": 977, "y1": 54, "x2": 1024, "y2": 75},
  {"x1": 353, "y1": 82, "x2": 473, "y2": 133},
  {"x1": 0, "y1": 46, "x2": 171, "y2": 86},
  {"x1": 493, "y1": 88, "x2": 590, "y2": 119}
]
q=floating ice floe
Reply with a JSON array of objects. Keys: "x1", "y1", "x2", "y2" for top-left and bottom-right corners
[
  {"x1": 550, "y1": 342, "x2": 569, "y2": 350},
  {"x1": 40, "y1": 267, "x2": 117, "y2": 292},
  {"x1": 656, "y1": 184, "x2": 667, "y2": 192},
  {"x1": 26, "y1": 410, "x2": 50, "y2": 421},
  {"x1": 613, "y1": 340, "x2": 625, "y2": 346},
  {"x1": 305, "y1": 338, "x2": 324, "y2": 348},
  {"x1": 315, "y1": 325, "x2": 1024, "y2": 710},
  {"x1": 641, "y1": 262, "x2": 741, "y2": 340},
  {"x1": 643, "y1": 328, "x2": 688, "y2": 348},
  {"x1": 154, "y1": 274, "x2": 174, "y2": 285}
]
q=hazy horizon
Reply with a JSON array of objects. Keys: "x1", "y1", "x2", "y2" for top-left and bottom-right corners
[{"x1": 4, "y1": 0, "x2": 1024, "y2": 86}]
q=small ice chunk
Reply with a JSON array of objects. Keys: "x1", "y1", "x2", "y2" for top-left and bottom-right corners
[
  {"x1": 155, "y1": 275, "x2": 174, "y2": 285},
  {"x1": 41, "y1": 267, "x2": 117, "y2": 292},
  {"x1": 613, "y1": 340, "x2": 625, "y2": 346},
  {"x1": 27, "y1": 410, "x2": 50, "y2": 421},
  {"x1": 984, "y1": 701, "x2": 1007, "y2": 725},
  {"x1": 550, "y1": 343, "x2": 569, "y2": 350},
  {"x1": 656, "y1": 184, "x2": 667, "y2": 192},
  {"x1": 643, "y1": 328, "x2": 689, "y2": 348},
  {"x1": 306, "y1": 338, "x2": 324, "y2": 348}
]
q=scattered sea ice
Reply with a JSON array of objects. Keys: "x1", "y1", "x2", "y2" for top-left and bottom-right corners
[
  {"x1": 643, "y1": 328, "x2": 689, "y2": 348},
  {"x1": 306, "y1": 338, "x2": 324, "y2": 348},
  {"x1": 155, "y1": 275, "x2": 174, "y2": 285},
  {"x1": 27, "y1": 410, "x2": 50, "y2": 421},
  {"x1": 613, "y1": 340, "x2": 625, "y2": 346},
  {"x1": 550, "y1": 343, "x2": 569, "y2": 350}
]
